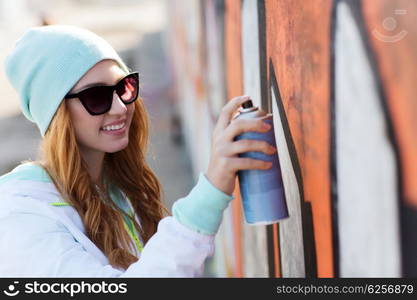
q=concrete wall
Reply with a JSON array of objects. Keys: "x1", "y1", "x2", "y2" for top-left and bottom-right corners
[{"x1": 168, "y1": 0, "x2": 417, "y2": 277}]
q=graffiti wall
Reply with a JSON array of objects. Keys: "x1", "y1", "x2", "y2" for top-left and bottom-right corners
[{"x1": 167, "y1": 0, "x2": 417, "y2": 277}]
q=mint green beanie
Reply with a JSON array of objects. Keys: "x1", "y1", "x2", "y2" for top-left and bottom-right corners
[{"x1": 4, "y1": 25, "x2": 129, "y2": 137}]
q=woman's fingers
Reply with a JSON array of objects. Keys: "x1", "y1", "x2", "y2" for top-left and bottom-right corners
[
  {"x1": 206, "y1": 95, "x2": 276, "y2": 195},
  {"x1": 215, "y1": 95, "x2": 252, "y2": 131},
  {"x1": 223, "y1": 117, "x2": 271, "y2": 142},
  {"x1": 228, "y1": 157, "x2": 273, "y2": 172},
  {"x1": 227, "y1": 139, "x2": 277, "y2": 156}
]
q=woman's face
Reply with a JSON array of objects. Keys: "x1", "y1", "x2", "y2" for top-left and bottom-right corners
[{"x1": 66, "y1": 60, "x2": 135, "y2": 157}]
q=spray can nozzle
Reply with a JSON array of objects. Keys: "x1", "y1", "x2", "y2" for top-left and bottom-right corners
[{"x1": 242, "y1": 99, "x2": 254, "y2": 109}]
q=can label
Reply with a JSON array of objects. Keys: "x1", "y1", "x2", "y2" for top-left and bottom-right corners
[{"x1": 234, "y1": 111, "x2": 289, "y2": 224}]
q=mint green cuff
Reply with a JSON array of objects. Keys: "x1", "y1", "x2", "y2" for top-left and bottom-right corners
[{"x1": 172, "y1": 172, "x2": 234, "y2": 235}]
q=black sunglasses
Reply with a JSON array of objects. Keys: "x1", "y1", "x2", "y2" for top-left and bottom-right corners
[{"x1": 65, "y1": 72, "x2": 139, "y2": 115}]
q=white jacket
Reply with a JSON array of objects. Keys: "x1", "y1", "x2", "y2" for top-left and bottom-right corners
[{"x1": 0, "y1": 163, "x2": 220, "y2": 277}]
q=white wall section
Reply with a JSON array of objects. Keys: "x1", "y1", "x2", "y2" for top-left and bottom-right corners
[{"x1": 335, "y1": 2, "x2": 401, "y2": 277}]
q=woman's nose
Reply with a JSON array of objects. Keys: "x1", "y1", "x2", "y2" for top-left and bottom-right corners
[{"x1": 108, "y1": 92, "x2": 128, "y2": 114}]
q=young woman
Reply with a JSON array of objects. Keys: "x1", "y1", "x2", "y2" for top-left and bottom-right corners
[{"x1": 0, "y1": 25, "x2": 275, "y2": 277}]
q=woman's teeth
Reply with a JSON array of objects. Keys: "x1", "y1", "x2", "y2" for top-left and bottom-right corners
[{"x1": 101, "y1": 123, "x2": 125, "y2": 131}]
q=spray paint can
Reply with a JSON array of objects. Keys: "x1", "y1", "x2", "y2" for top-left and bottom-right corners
[{"x1": 233, "y1": 100, "x2": 289, "y2": 225}]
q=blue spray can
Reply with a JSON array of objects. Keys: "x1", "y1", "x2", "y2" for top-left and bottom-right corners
[{"x1": 233, "y1": 100, "x2": 289, "y2": 225}]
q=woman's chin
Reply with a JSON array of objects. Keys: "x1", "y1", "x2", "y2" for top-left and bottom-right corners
[{"x1": 104, "y1": 139, "x2": 129, "y2": 153}]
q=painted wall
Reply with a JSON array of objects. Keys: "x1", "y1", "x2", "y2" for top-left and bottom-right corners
[{"x1": 167, "y1": 0, "x2": 417, "y2": 277}]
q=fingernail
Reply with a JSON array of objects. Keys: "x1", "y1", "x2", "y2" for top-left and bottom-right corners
[
  {"x1": 270, "y1": 147, "x2": 277, "y2": 153},
  {"x1": 263, "y1": 123, "x2": 271, "y2": 130}
]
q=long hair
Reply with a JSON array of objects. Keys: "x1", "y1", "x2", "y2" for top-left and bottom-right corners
[{"x1": 35, "y1": 97, "x2": 169, "y2": 269}]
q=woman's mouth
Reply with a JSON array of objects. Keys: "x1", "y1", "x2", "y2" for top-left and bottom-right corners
[{"x1": 100, "y1": 122, "x2": 127, "y2": 135}]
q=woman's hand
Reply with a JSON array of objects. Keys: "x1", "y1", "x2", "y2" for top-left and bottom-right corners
[{"x1": 205, "y1": 95, "x2": 277, "y2": 196}]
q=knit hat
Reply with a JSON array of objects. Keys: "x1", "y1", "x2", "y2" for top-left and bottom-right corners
[{"x1": 4, "y1": 25, "x2": 129, "y2": 137}]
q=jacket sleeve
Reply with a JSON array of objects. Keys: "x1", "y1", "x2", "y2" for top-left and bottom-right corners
[{"x1": 172, "y1": 172, "x2": 234, "y2": 235}]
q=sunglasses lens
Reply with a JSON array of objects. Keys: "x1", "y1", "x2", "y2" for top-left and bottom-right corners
[
  {"x1": 116, "y1": 74, "x2": 138, "y2": 103},
  {"x1": 80, "y1": 87, "x2": 112, "y2": 115},
  {"x1": 72, "y1": 73, "x2": 139, "y2": 115}
]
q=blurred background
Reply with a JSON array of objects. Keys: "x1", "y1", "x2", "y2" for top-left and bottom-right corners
[{"x1": 1, "y1": 0, "x2": 417, "y2": 278}]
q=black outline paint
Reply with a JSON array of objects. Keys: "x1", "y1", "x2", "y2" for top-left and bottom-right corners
[
  {"x1": 266, "y1": 224, "x2": 277, "y2": 277},
  {"x1": 258, "y1": 0, "x2": 269, "y2": 113},
  {"x1": 330, "y1": 0, "x2": 341, "y2": 278},
  {"x1": 270, "y1": 60, "x2": 318, "y2": 278}
]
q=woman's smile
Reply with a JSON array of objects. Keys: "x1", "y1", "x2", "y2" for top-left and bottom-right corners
[
  {"x1": 100, "y1": 118, "x2": 128, "y2": 136},
  {"x1": 100, "y1": 122, "x2": 128, "y2": 136}
]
